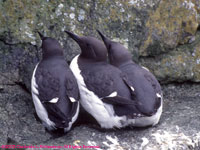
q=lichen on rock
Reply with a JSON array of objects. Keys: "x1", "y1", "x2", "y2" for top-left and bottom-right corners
[
  {"x1": 140, "y1": 31, "x2": 200, "y2": 83},
  {"x1": 0, "y1": 0, "x2": 199, "y2": 89},
  {"x1": 141, "y1": 0, "x2": 200, "y2": 56}
]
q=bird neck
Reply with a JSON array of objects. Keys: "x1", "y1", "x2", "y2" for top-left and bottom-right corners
[
  {"x1": 118, "y1": 60, "x2": 134, "y2": 69},
  {"x1": 79, "y1": 55, "x2": 107, "y2": 63},
  {"x1": 42, "y1": 54, "x2": 64, "y2": 60}
]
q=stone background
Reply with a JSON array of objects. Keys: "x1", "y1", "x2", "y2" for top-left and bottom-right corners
[{"x1": 0, "y1": 0, "x2": 200, "y2": 149}]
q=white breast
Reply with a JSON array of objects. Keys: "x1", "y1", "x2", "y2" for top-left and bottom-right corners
[
  {"x1": 70, "y1": 55, "x2": 125, "y2": 129},
  {"x1": 70, "y1": 55, "x2": 163, "y2": 128},
  {"x1": 31, "y1": 63, "x2": 56, "y2": 130},
  {"x1": 64, "y1": 102, "x2": 80, "y2": 132},
  {"x1": 125, "y1": 95, "x2": 163, "y2": 127}
]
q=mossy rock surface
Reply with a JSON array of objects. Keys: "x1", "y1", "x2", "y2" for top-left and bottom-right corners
[
  {"x1": 140, "y1": 31, "x2": 200, "y2": 83},
  {"x1": 0, "y1": 0, "x2": 200, "y2": 84}
]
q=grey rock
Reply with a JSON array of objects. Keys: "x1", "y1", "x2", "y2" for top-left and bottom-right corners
[
  {"x1": 0, "y1": 107, "x2": 9, "y2": 146},
  {"x1": 0, "y1": 85, "x2": 52, "y2": 146},
  {"x1": 0, "y1": 83, "x2": 199, "y2": 149}
]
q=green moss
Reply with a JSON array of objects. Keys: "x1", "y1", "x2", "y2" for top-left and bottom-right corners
[
  {"x1": 141, "y1": 0, "x2": 199, "y2": 56},
  {"x1": 0, "y1": 0, "x2": 200, "y2": 83},
  {"x1": 140, "y1": 31, "x2": 200, "y2": 82}
]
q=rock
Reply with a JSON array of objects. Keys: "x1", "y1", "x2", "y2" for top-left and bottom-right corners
[
  {"x1": 0, "y1": 85, "x2": 52, "y2": 146},
  {"x1": 140, "y1": 0, "x2": 200, "y2": 56},
  {"x1": 0, "y1": 41, "x2": 39, "y2": 91},
  {"x1": 0, "y1": 83, "x2": 200, "y2": 149},
  {"x1": 140, "y1": 31, "x2": 200, "y2": 83},
  {"x1": 0, "y1": 0, "x2": 200, "y2": 85},
  {"x1": 0, "y1": 107, "x2": 9, "y2": 146}
]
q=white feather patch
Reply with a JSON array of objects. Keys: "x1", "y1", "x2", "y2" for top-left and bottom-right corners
[
  {"x1": 31, "y1": 63, "x2": 56, "y2": 129},
  {"x1": 142, "y1": 66, "x2": 150, "y2": 72},
  {"x1": 69, "y1": 97, "x2": 76, "y2": 102},
  {"x1": 125, "y1": 99, "x2": 163, "y2": 127},
  {"x1": 31, "y1": 64, "x2": 39, "y2": 95},
  {"x1": 64, "y1": 102, "x2": 80, "y2": 132},
  {"x1": 49, "y1": 97, "x2": 59, "y2": 103},
  {"x1": 156, "y1": 93, "x2": 162, "y2": 98},
  {"x1": 69, "y1": 55, "x2": 163, "y2": 129},
  {"x1": 130, "y1": 86, "x2": 135, "y2": 92},
  {"x1": 107, "y1": 91, "x2": 117, "y2": 97},
  {"x1": 70, "y1": 55, "x2": 125, "y2": 129}
]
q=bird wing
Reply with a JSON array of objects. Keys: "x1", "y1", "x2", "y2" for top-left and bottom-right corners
[
  {"x1": 64, "y1": 70, "x2": 80, "y2": 103},
  {"x1": 144, "y1": 72, "x2": 162, "y2": 95},
  {"x1": 34, "y1": 64, "x2": 79, "y2": 123},
  {"x1": 80, "y1": 65, "x2": 116, "y2": 98},
  {"x1": 101, "y1": 95, "x2": 138, "y2": 105},
  {"x1": 35, "y1": 67, "x2": 60, "y2": 103},
  {"x1": 80, "y1": 64, "x2": 143, "y2": 116}
]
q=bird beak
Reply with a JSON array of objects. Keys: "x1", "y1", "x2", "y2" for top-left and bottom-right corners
[
  {"x1": 38, "y1": 32, "x2": 44, "y2": 40},
  {"x1": 65, "y1": 30, "x2": 81, "y2": 43},
  {"x1": 96, "y1": 30, "x2": 111, "y2": 49}
]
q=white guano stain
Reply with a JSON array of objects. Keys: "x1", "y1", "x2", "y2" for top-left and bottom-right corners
[
  {"x1": 21, "y1": 24, "x2": 36, "y2": 45},
  {"x1": 78, "y1": 9, "x2": 85, "y2": 21},
  {"x1": 140, "y1": 130, "x2": 200, "y2": 149},
  {"x1": 56, "y1": 3, "x2": 64, "y2": 16},
  {"x1": 69, "y1": 13, "x2": 75, "y2": 19},
  {"x1": 103, "y1": 136, "x2": 124, "y2": 150},
  {"x1": 196, "y1": 59, "x2": 200, "y2": 64}
]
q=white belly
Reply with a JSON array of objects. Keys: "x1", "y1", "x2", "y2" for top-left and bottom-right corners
[
  {"x1": 70, "y1": 55, "x2": 125, "y2": 128},
  {"x1": 70, "y1": 55, "x2": 163, "y2": 128},
  {"x1": 125, "y1": 99, "x2": 163, "y2": 127},
  {"x1": 31, "y1": 63, "x2": 56, "y2": 130}
]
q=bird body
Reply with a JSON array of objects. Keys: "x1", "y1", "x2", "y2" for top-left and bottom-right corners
[
  {"x1": 66, "y1": 31, "x2": 162, "y2": 128},
  {"x1": 31, "y1": 33, "x2": 79, "y2": 132},
  {"x1": 97, "y1": 30, "x2": 163, "y2": 126}
]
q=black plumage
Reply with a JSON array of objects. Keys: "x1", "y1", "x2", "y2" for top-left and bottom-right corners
[
  {"x1": 78, "y1": 60, "x2": 141, "y2": 116},
  {"x1": 31, "y1": 32, "x2": 79, "y2": 132},
  {"x1": 66, "y1": 31, "x2": 155, "y2": 129},
  {"x1": 97, "y1": 30, "x2": 163, "y2": 116}
]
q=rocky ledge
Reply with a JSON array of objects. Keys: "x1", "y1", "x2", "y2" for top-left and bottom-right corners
[{"x1": 0, "y1": 83, "x2": 199, "y2": 150}]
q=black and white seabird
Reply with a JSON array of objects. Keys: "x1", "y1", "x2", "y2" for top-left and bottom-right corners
[
  {"x1": 31, "y1": 32, "x2": 80, "y2": 132},
  {"x1": 65, "y1": 31, "x2": 161, "y2": 129},
  {"x1": 97, "y1": 30, "x2": 163, "y2": 126}
]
